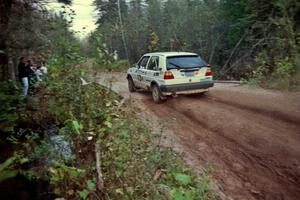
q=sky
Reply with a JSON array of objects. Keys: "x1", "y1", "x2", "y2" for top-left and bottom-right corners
[{"x1": 47, "y1": 0, "x2": 97, "y2": 38}]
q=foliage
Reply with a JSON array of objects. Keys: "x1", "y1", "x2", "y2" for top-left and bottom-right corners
[
  {"x1": 0, "y1": 33, "x2": 216, "y2": 200},
  {"x1": 87, "y1": 32, "x2": 118, "y2": 71},
  {"x1": 0, "y1": 81, "x2": 22, "y2": 132},
  {"x1": 148, "y1": 30, "x2": 160, "y2": 52},
  {"x1": 91, "y1": 0, "x2": 300, "y2": 90},
  {"x1": 94, "y1": 59, "x2": 130, "y2": 72},
  {"x1": 0, "y1": 157, "x2": 18, "y2": 182}
]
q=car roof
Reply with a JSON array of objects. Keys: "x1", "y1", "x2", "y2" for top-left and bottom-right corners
[{"x1": 143, "y1": 52, "x2": 198, "y2": 57}]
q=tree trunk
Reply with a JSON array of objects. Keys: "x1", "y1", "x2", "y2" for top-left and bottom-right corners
[
  {"x1": 7, "y1": 49, "x2": 16, "y2": 81},
  {"x1": 0, "y1": 0, "x2": 13, "y2": 81},
  {"x1": 117, "y1": 0, "x2": 129, "y2": 61},
  {"x1": 0, "y1": 41, "x2": 8, "y2": 81}
]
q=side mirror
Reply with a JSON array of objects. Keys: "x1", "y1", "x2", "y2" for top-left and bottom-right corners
[{"x1": 158, "y1": 68, "x2": 162, "y2": 71}]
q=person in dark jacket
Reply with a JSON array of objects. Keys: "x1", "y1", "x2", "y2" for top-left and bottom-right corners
[
  {"x1": 18, "y1": 57, "x2": 29, "y2": 96},
  {"x1": 26, "y1": 60, "x2": 37, "y2": 86}
]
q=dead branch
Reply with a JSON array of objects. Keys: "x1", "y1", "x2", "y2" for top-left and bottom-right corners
[
  {"x1": 214, "y1": 80, "x2": 243, "y2": 84},
  {"x1": 117, "y1": 98, "x2": 126, "y2": 110},
  {"x1": 219, "y1": 37, "x2": 266, "y2": 78},
  {"x1": 219, "y1": 31, "x2": 248, "y2": 73},
  {"x1": 95, "y1": 143, "x2": 105, "y2": 193},
  {"x1": 153, "y1": 169, "x2": 166, "y2": 181}
]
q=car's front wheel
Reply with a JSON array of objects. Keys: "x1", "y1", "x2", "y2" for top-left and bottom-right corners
[
  {"x1": 152, "y1": 84, "x2": 166, "y2": 104},
  {"x1": 128, "y1": 77, "x2": 136, "y2": 92}
]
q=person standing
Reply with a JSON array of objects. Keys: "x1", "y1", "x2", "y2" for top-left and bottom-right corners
[
  {"x1": 26, "y1": 59, "x2": 37, "y2": 87},
  {"x1": 40, "y1": 61, "x2": 47, "y2": 75},
  {"x1": 18, "y1": 57, "x2": 29, "y2": 96},
  {"x1": 35, "y1": 65, "x2": 42, "y2": 82}
]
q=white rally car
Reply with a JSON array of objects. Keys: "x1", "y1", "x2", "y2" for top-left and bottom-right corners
[{"x1": 127, "y1": 52, "x2": 214, "y2": 103}]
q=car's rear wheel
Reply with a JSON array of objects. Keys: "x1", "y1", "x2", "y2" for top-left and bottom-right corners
[
  {"x1": 128, "y1": 77, "x2": 136, "y2": 92},
  {"x1": 152, "y1": 84, "x2": 166, "y2": 103}
]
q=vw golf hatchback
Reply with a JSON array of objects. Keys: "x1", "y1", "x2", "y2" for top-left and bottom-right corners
[{"x1": 127, "y1": 52, "x2": 214, "y2": 103}]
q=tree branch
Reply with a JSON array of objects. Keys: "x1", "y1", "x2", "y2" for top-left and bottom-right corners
[{"x1": 95, "y1": 143, "x2": 105, "y2": 193}]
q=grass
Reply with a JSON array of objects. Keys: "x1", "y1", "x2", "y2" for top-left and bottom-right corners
[{"x1": 96, "y1": 102, "x2": 217, "y2": 200}]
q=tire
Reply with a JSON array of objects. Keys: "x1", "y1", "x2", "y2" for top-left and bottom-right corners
[
  {"x1": 152, "y1": 84, "x2": 166, "y2": 104},
  {"x1": 128, "y1": 77, "x2": 136, "y2": 92}
]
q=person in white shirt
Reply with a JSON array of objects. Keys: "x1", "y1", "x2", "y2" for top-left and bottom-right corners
[
  {"x1": 35, "y1": 66, "x2": 43, "y2": 81},
  {"x1": 40, "y1": 61, "x2": 47, "y2": 75}
]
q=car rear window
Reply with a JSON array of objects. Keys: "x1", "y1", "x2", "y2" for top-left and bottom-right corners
[{"x1": 166, "y1": 55, "x2": 207, "y2": 70}]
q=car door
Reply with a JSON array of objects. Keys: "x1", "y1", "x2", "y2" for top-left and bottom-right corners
[
  {"x1": 136, "y1": 56, "x2": 150, "y2": 89},
  {"x1": 144, "y1": 56, "x2": 160, "y2": 88},
  {"x1": 129, "y1": 63, "x2": 139, "y2": 85}
]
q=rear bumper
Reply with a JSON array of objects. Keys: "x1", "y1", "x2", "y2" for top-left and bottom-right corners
[{"x1": 160, "y1": 81, "x2": 214, "y2": 94}]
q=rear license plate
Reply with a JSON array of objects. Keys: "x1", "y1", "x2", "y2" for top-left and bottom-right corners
[{"x1": 185, "y1": 71, "x2": 195, "y2": 77}]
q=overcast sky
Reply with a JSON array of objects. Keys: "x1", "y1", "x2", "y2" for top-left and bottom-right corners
[{"x1": 47, "y1": 0, "x2": 97, "y2": 38}]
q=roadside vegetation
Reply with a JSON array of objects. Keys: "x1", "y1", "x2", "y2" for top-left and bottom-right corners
[
  {"x1": 0, "y1": 1, "x2": 217, "y2": 199},
  {"x1": 0, "y1": 42, "x2": 216, "y2": 200}
]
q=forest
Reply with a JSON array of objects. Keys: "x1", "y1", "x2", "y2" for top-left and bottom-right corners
[
  {"x1": 0, "y1": 0, "x2": 299, "y2": 200},
  {"x1": 89, "y1": 0, "x2": 300, "y2": 90}
]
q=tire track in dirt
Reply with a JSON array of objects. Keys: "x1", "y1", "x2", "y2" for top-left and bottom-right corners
[
  {"x1": 203, "y1": 96, "x2": 300, "y2": 128},
  {"x1": 180, "y1": 107, "x2": 300, "y2": 185},
  {"x1": 145, "y1": 101, "x2": 259, "y2": 199}
]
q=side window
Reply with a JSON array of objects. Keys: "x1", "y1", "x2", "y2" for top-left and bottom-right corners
[
  {"x1": 138, "y1": 56, "x2": 150, "y2": 69},
  {"x1": 147, "y1": 56, "x2": 159, "y2": 71}
]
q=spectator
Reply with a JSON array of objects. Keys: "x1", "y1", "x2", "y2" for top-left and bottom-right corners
[
  {"x1": 39, "y1": 61, "x2": 48, "y2": 82},
  {"x1": 35, "y1": 65, "x2": 42, "y2": 82},
  {"x1": 40, "y1": 61, "x2": 47, "y2": 75},
  {"x1": 26, "y1": 60, "x2": 37, "y2": 86},
  {"x1": 18, "y1": 57, "x2": 29, "y2": 96}
]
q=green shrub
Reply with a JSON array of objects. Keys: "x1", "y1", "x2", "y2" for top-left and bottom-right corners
[
  {"x1": 93, "y1": 59, "x2": 130, "y2": 72},
  {"x1": 251, "y1": 54, "x2": 299, "y2": 91}
]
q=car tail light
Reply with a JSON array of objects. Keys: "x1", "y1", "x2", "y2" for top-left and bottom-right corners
[
  {"x1": 164, "y1": 71, "x2": 174, "y2": 79},
  {"x1": 205, "y1": 68, "x2": 212, "y2": 76}
]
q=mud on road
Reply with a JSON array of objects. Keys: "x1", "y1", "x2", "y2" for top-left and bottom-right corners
[{"x1": 95, "y1": 72, "x2": 300, "y2": 200}]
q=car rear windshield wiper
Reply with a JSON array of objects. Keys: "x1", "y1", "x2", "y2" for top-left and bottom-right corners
[{"x1": 168, "y1": 62, "x2": 182, "y2": 69}]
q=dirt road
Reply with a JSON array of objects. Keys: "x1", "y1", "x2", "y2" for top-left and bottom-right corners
[{"x1": 95, "y1": 72, "x2": 300, "y2": 200}]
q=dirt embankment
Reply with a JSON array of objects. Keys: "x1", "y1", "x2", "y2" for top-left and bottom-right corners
[{"x1": 95, "y1": 72, "x2": 300, "y2": 200}]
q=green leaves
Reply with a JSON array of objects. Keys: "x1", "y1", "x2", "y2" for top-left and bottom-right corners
[
  {"x1": 174, "y1": 173, "x2": 192, "y2": 185},
  {"x1": 87, "y1": 179, "x2": 96, "y2": 191},
  {"x1": 0, "y1": 157, "x2": 18, "y2": 182},
  {"x1": 171, "y1": 188, "x2": 194, "y2": 200},
  {"x1": 0, "y1": 170, "x2": 18, "y2": 182},
  {"x1": 78, "y1": 189, "x2": 89, "y2": 199},
  {"x1": 70, "y1": 180, "x2": 95, "y2": 199},
  {"x1": 0, "y1": 157, "x2": 16, "y2": 172},
  {"x1": 72, "y1": 120, "x2": 83, "y2": 135}
]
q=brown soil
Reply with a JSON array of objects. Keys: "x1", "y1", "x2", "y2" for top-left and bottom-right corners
[{"x1": 95, "y1": 72, "x2": 300, "y2": 200}]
